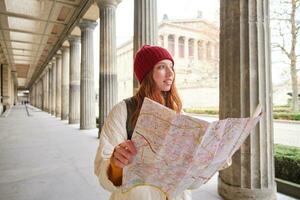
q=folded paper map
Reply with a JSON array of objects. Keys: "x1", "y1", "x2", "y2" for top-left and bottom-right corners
[{"x1": 122, "y1": 98, "x2": 262, "y2": 198}]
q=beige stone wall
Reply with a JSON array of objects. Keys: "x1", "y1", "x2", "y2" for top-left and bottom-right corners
[
  {"x1": 178, "y1": 87, "x2": 219, "y2": 108},
  {"x1": 116, "y1": 41, "x2": 133, "y2": 101}
]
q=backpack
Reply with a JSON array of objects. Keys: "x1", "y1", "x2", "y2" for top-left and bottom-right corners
[{"x1": 124, "y1": 97, "x2": 138, "y2": 140}]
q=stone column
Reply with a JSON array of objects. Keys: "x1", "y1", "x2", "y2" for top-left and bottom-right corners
[
  {"x1": 133, "y1": 0, "x2": 157, "y2": 92},
  {"x1": 13, "y1": 82, "x2": 17, "y2": 105},
  {"x1": 97, "y1": 0, "x2": 121, "y2": 137},
  {"x1": 33, "y1": 87, "x2": 35, "y2": 106},
  {"x1": 35, "y1": 83, "x2": 38, "y2": 108},
  {"x1": 37, "y1": 81, "x2": 40, "y2": 108},
  {"x1": 43, "y1": 73, "x2": 47, "y2": 111},
  {"x1": 31, "y1": 85, "x2": 35, "y2": 106},
  {"x1": 35, "y1": 83, "x2": 38, "y2": 107},
  {"x1": 40, "y1": 79, "x2": 44, "y2": 109},
  {"x1": 46, "y1": 67, "x2": 50, "y2": 111},
  {"x1": 48, "y1": 65, "x2": 52, "y2": 114},
  {"x1": 184, "y1": 37, "x2": 189, "y2": 59},
  {"x1": 199, "y1": 41, "x2": 205, "y2": 60},
  {"x1": 51, "y1": 58, "x2": 56, "y2": 116},
  {"x1": 55, "y1": 53, "x2": 62, "y2": 118},
  {"x1": 206, "y1": 42, "x2": 212, "y2": 61},
  {"x1": 194, "y1": 39, "x2": 198, "y2": 62},
  {"x1": 2, "y1": 65, "x2": 13, "y2": 108},
  {"x1": 68, "y1": 36, "x2": 81, "y2": 124},
  {"x1": 61, "y1": 46, "x2": 70, "y2": 120},
  {"x1": 38, "y1": 81, "x2": 41, "y2": 108},
  {"x1": 174, "y1": 35, "x2": 179, "y2": 58},
  {"x1": 34, "y1": 82, "x2": 37, "y2": 108},
  {"x1": 29, "y1": 88, "x2": 31, "y2": 105},
  {"x1": 218, "y1": 1, "x2": 276, "y2": 200},
  {"x1": 78, "y1": 19, "x2": 97, "y2": 129},
  {"x1": 163, "y1": 34, "x2": 168, "y2": 49}
]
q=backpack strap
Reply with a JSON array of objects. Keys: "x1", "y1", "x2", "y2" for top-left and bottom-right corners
[{"x1": 124, "y1": 97, "x2": 137, "y2": 140}]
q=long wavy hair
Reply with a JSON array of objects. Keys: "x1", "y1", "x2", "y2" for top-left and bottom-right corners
[{"x1": 131, "y1": 69, "x2": 182, "y2": 128}]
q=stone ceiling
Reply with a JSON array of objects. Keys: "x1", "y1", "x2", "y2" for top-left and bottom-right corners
[{"x1": 0, "y1": 0, "x2": 99, "y2": 89}]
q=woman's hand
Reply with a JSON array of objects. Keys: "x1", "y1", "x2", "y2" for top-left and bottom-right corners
[
  {"x1": 110, "y1": 140, "x2": 137, "y2": 169},
  {"x1": 108, "y1": 140, "x2": 137, "y2": 186}
]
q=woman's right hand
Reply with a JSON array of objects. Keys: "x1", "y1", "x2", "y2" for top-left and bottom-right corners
[{"x1": 110, "y1": 140, "x2": 137, "y2": 169}]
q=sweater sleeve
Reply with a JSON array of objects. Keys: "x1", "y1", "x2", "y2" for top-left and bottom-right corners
[{"x1": 94, "y1": 101, "x2": 127, "y2": 192}]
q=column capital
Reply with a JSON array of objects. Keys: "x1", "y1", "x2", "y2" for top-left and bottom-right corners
[
  {"x1": 47, "y1": 63, "x2": 52, "y2": 69},
  {"x1": 68, "y1": 35, "x2": 81, "y2": 44},
  {"x1": 96, "y1": 0, "x2": 121, "y2": 9},
  {"x1": 51, "y1": 57, "x2": 56, "y2": 63},
  {"x1": 60, "y1": 46, "x2": 69, "y2": 52},
  {"x1": 78, "y1": 19, "x2": 97, "y2": 31},
  {"x1": 55, "y1": 52, "x2": 62, "y2": 59}
]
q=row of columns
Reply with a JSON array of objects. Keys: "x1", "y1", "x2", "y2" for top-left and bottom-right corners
[
  {"x1": 31, "y1": 20, "x2": 97, "y2": 130},
  {"x1": 30, "y1": 0, "x2": 120, "y2": 133},
  {"x1": 158, "y1": 35, "x2": 218, "y2": 61},
  {"x1": 0, "y1": 64, "x2": 18, "y2": 113},
  {"x1": 30, "y1": 0, "x2": 276, "y2": 199}
]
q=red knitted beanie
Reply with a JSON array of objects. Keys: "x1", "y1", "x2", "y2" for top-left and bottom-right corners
[{"x1": 134, "y1": 45, "x2": 174, "y2": 83}]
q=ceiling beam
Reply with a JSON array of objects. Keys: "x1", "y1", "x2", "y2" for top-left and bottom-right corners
[
  {"x1": 4, "y1": 47, "x2": 39, "y2": 52},
  {"x1": 0, "y1": 28, "x2": 59, "y2": 37},
  {"x1": 4, "y1": 53, "x2": 40, "y2": 58},
  {"x1": 0, "y1": 11, "x2": 66, "y2": 25},
  {"x1": 0, "y1": 39, "x2": 52, "y2": 46},
  {"x1": 49, "y1": 0, "x2": 80, "y2": 7},
  {"x1": 14, "y1": 58, "x2": 35, "y2": 63}
]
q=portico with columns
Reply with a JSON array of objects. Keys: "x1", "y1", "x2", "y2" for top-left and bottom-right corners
[{"x1": 0, "y1": 0, "x2": 279, "y2": 199}]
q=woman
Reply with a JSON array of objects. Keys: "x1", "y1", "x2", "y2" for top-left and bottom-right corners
[{"x1": 94, "y1": 45, "x2": 193, "y2": 200}]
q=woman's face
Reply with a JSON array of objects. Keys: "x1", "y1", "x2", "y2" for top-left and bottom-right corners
[{"x1": 152, "y1": 59, "x2": 175, "y2": 92}]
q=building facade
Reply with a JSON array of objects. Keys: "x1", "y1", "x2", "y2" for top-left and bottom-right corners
[{"x1": 117, "y1": 18, "x2": 219, "y2": 108}]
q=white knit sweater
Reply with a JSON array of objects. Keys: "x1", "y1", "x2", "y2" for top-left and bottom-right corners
[
  {"x1": 94, "y1": 101, "x2": 193, "y2": 200},
  {"x1": 94, "y1": 100, "x2": 231, "y2": 200}
]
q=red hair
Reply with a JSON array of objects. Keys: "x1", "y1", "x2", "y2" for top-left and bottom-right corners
[{"x1": 131, "y1": 69, "x2": 182, "y2": 128}]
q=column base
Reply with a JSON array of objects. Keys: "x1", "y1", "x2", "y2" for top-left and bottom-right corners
[
  {"x1": 218, "y1": 176, "x2": 277, "y2": 200},
  {"x1": 69, "y1": 119, "x2": 79, "y2": 124},
  {"x1": 61, "y1": 114, "x2": 68, "y2": 120},
  {"x1": 80, "y1": 124, "x2": 96, "y2": 130}
]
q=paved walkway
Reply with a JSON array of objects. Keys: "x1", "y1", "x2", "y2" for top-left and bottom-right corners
[{"x1": 0, "y1": 105, "x2": 296, "y2": 200}]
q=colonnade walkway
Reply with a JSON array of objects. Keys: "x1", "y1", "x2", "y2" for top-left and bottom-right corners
[{"x1": 0, "y1": 105, "x2": 295, "y2": 200}]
